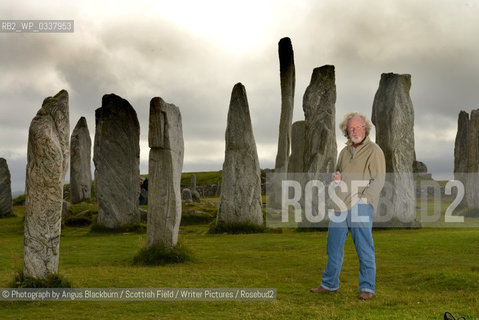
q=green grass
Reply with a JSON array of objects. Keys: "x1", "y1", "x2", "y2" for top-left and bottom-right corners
[
  {"x1": 1, "y1": 204, "x2": 478, "y2": 319},
  {"x1": 143, "y1": 170, "x2": 222, "y2": 188},
  {"x1": 181, "y1": 200, "x2": 217, "y2": 225},
  {"x1": 180, "y1": 171, "x2": 222, "y2": 188},
  {"x1": 12, "y1": 194, "x2": 25, "y2": 206}
]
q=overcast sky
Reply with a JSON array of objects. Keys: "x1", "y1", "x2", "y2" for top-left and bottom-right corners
[{"x1": 1, "y1": 0, "x2": 479, "y2": 193}]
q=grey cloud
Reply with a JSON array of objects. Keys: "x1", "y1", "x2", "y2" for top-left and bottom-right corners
[{"x1": 2, "y1": 0, "x2": 479, "y2": 192}]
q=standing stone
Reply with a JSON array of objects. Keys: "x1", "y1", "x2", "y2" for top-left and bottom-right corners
[
  {"x1": 466, "y1": 110, "x2": 479, "y2": 208},
  {"x1": 288, "y1": 121, "x2": 306, "y2": 173},
  {"x1": 62, "y1": 200, "x2": 71, "y2": 219},
  {"x1": 192, "y1": 190, "x2": 201, "y2": 203},
  {"x1": 217, "y1": 83, "x2": 263, "y2": 226},
  {"x1": 456, "y1": 109, "x2": 479, "y2": 208},
  {"x1": 372, "y1": 73, "x2": 415, "y2": 222},
  {"x1": 24, "y1": 90, "x2": 69, "y2": 278},
  {"x1": 94, "y1": 94, "x2": 140, "y2": 229},
  {"x1": 412, "y1": 160, "x2": 427, "y2": 175},
  {"x1": 0, "y1": 158, "x2": 13, "y2": 218},
  {"x1": 274, "y1": 37, "x2": 295, "y2": 173},
  {"x1": 147, "y1": 97, "x2": 184, "y2": 248},
  {"x1": 70, "y1": 117, "x2": 92, "y2": 203},
  {"x1": 302, "y1": 65, "x2": 337, "y2": 174},
  {"x1": 413, "y1": 160, "x2": 431, "y2": 179},
  {"x1": 182, "y1": 188, "x2": 192, "y2": 202},
  {"x1": 190, "y1": 174, "x2": 201, "y2": 202},
  {"x1": 454, "y1": 111, "x2": 469, "y2": 190},
  {"x1": 190, "y1": 174, "x2": 197, "y2": 191}
]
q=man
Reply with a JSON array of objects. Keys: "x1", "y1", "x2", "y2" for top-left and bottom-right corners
[{"x1": 310, "y1": 111, "x2": 386, "y2": 300}]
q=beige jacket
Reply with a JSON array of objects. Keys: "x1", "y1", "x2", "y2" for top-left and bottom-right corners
[{"x1": 333, "y1": 136, "x2": 386, "y2": 212}]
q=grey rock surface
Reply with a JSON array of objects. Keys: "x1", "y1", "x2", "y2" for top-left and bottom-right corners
[
  {"x1": 462, "y1": 109, "x2": 479, "y2": 207},
  {"x1": 195, "y1": 184, "x2": 220, "y2": 198},
  {"x1": 70, "y1": 117, "x2": 92, "y2": 203},
  {"x1": 454, "y1": 111, "x2": 469, "y2": 177},
  {"x1": 147, "y1": 97, "x2": 184, "y2": 248},
  {"x1": 192, "y1": 190, "x2": 201, "y2": 203},
  {"x1": 372, "y1": 73, "x2": 416, "y2": 221},
  {"x1": 288, "y1": 121, "x2": 306, "y2": 173},
  {"x1": 217, "y1": 83, "x2": 263, "y2": 226},
  {"x1": 93, "y1": 94, "x2": 140, "y2": 229},
  {"x1": 453, "y1": 111, "x2": 469, "y2": 205},
  {"x1": 412, "y1": 161, "x2": 428, "y2": 174},
  {"x1": 413, "y1": 160, "x2": 432, "y2": 179},
  {"x1": 0, "y1": 158, "x2": 13, "y2": 218},
  {"x1": 302, "y1": 65, "x2": 337, "y2": 174},
  {"x1": 24, "y1": 89, "x2": 70, "y2": 278},
  {"x1": 182, "y1": 188, "x2": 193, "y2": 201},
  {"x1": 62, "y1": 200, "x2": 71, "y2": 219},
  {"x1": 274, "y1": 37, "x2": 295, "y2": 173},
  {"x1": 190, "y1": 174, "x2": 197, "y2": 191}
]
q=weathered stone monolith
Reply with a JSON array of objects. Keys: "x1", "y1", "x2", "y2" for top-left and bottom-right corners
[
  {"x1": 24, "y1": 89, "x2": 69, "y2": 278},
  {"x1": 372, "y1": 73, "x2": 415, "y2": 222},
  {"x1": 192, "y1": 190, "x2": 201, "y2": 203},
  {"x1": 190, "y1": 174, "x2": 197, "y2": 191},
  {"x1": 274, "y1": 37, "x2": 295, "y2": 173},
  {"x1": 413, "y1": 160, "x2": 431, "y2": 179},
  {"x1": 454, "y1": 111, "x2": 469, "y2": 193},
  {"x1": 288, "y1": 121, "x2": 305, "y2": 174},
  {"x1": 303, "y1": 65, "x2": 337, "y2": 174},
  {"x1": 217, "y1": 83, "x2": 263, "y2": 226},
  {"x1": 182, "y1": 188, "x2": 192, "y2": 202},
  {"x1": 147, "y1": 97, "x2": 184, "y2": 248},
  {"x1": 70, "y1": 117, "x2": 92, "y2": 203},
  {"x1": 0, "y1": 158, "x2": 13, "y2": 218},
  {"x1": 94, "y1": 94, "x2": 140, "y2": 229},
  {"x1": 456, "y1": 109, "x2": 479, "y2": 208},
  {"x1": 466, "y1": 110, "x2": 479, "y2": 208}
]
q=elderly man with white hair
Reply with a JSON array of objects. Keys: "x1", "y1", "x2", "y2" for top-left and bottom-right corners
[{"x1": 310, "y1": 111, "x2": 385, "y2": 301}]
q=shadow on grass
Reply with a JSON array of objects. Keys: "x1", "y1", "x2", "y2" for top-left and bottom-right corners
[
  {"x1": 208, "y1": 222, "x2": 266, "y2": 234},
  {"x1": 90, "y1": 223, "x2": 146, "y2": 234},
  {"x1": 11, "y1": 271, "x2": 72, "y2": 288},
  {"x1": 64, "y1": 216, "x2": 93, "y2": 227},
  {"x1": 133, "y1": 243, "x2": 191, "y2": 266}
]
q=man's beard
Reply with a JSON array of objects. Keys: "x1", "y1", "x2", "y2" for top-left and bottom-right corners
[{"x1": 351, "y1": 135, "x2": 364, "y2": 144}]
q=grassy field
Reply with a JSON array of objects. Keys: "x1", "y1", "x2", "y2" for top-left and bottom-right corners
[{"x1": 1, "y1": 199, "x2": 478, "y2": 320}]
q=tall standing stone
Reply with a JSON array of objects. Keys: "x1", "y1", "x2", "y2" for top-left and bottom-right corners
[
  {"x1": 191, "y1": 172, "x2": 201, "y2": 202},
  {"x1": 466, "y1": 110, "x2": 479, "y2": 207},
  {"x1": 454, "y1": 111, "x2": 469, "y2": 205},
  {"x1": 303, "y1": 65, "x2": 337, "y2": 174},
  {"x1": 455, "y1": 109, "x2": 479, "y2": 208},
  {"x1": 147, "y1": 97, "x2": 184, "y2": 248},
  {"x1": 70, "y1": 117, "x2": 92, "y2": 203},
  {"x1": 0, "y1": 158, "x2": 13, "y2": 218},
  {"x1": 217, "y1": 83, "x2": 263, "y2": 226},
  {"x1": 274, "y1": 37, "x2": 295, "y2": 173},
  {"x1": 372, "y1": 73, "x2": 415, "y2": 222},
  {"x1": 190, "y1": 174, "x2": 197, "y2": 191},
  {"x1": 24, "y1": 90, "x2": 69, "y2": 278},
  {"x1": 94, "y1": 94, "x2": 140, "y2": 229},
  {"x1": 288, "y1": 121, "x2": 305, "y2": 174}
]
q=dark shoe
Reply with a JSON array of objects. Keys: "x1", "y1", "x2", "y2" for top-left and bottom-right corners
[
  {"x1": 358, "y1": 292, "x2": 373, "y2": 300},
  {"x1": 310, "y1": 286, "x2": 332, "y2": 293}
]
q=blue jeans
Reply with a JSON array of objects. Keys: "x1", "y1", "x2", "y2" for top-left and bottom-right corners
[{"x1": 320, "y1": 202, "x2": 376, "y2": 293}]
